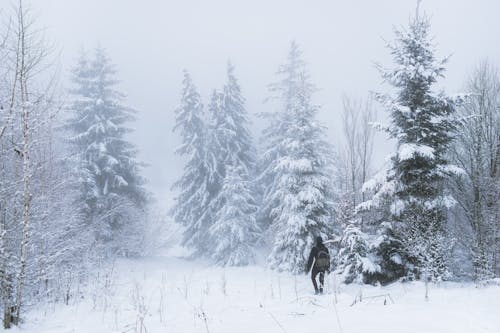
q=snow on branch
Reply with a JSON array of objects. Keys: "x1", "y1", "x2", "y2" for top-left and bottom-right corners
[{"x1": 398, "y1": 143, "x2": 434, "y2": 161}]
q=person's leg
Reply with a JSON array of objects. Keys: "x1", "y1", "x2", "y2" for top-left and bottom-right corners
[
  {"x1": 311, "y1": 269, "x2": 319, "y2": 294},
  {"x1": 319, "y1": 271, "x2": 325, "y2": 294}
]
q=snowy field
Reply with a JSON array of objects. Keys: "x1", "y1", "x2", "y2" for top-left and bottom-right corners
[{"x1": 5, "y1": 254, "x2": 499, "y2": 333}]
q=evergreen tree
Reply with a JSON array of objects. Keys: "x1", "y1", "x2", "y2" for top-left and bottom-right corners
[
  {"x1": 365, "y1": 11, "x2": 459, "y2": 281},
  {"x1": 260, "y1": 42, "x2": 336, "y2": 273},
  {"x1": 216, "y1": 62, "x2": 255, "y2": 170},
  {"x1": 337, "y1": 224, "x2": 377, "y2": 284},
  {"x1": 189, "y1": 90, "x2": 226, "y2": 252},
  {"x1": 207, "y1": 62, "x2": 259, "y2": 265},
  {"x1": 66, "y1": 48, "x2": 148, "y2": 255},
  {"x1": 334, "y1": 196, "x2": 379, "y2": 284},
  {"x1": 210, "y1": 163, "x2": 260, "y2": 266},
  {"x1": 171, "y1": 71, "x2": 217, "y2": 255},
  {"x1": 366, "y1": 221, "x2": 408, "y2": 285}
]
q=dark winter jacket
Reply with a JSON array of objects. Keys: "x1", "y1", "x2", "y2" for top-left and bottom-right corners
[{"x1": 306, "y1": 242, "x2": 330, "y2": 273}]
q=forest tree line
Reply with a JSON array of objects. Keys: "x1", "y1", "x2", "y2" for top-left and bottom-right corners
[
  {"x1": 170, "y1": 11, "x2": 499, "y2": 284},
  {"x1": 0, "y1": 1, "x2": 498, "y2": 329}
]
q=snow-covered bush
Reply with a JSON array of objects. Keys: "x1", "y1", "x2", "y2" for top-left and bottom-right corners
[
  {"x1": 336, "y1": 222, "x2": 380, "y2": 284},
  {"x1": 365, "y1": 222, "x2": 413, "y2": 285}
]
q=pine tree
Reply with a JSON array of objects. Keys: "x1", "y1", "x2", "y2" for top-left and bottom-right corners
[
  {"x1": 66, "y1": 48, "x2": 148, "y2": 256},
  {"x1": 260, "y1": 42, "x2": 336, "y2": 273},
  {"x1": 366, "y1": 10, "x2": 459, "y2": 281},
  {"x1": 216, "y1": 62, "x2": 255, "y2": 170},
  {"x1": 337, "y1": 224, "x2": 377, "y2": 284},
  {"x1": 186, "y1": 90, "x2": 226, "y2": 254},
  {"x1": 206, "y1": 62, "x2": 259, "y2": 265},
  {"x1": 335, "y1": 195, "x2": 379, "y2": 284},
  {"x1": 366, "y1": 221, "x2": 408, "y2": 285},
  {"x1": 171, "y1": 71, "x2": 217, "y2": 255},
  {"x1": 210, "y1": 163, "x2": 260, "y2": 266}
]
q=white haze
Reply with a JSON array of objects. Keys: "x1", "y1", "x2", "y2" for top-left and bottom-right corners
[{"x1": 32, "y1": 0, "x2": 500, "y2": 205}]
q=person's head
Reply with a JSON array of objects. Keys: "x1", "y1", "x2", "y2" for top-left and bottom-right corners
[{"x1": 315, "y1": 236, "x2": 323, "y2": 245}]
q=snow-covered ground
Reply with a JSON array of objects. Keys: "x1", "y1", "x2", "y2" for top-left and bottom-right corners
[{"x1": 6, "y1": 254, "x2": 500, "y2": 333}]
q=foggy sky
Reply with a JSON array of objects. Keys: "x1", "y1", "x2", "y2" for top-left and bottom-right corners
[{"x1": 25, "y1": 0, "x2": 500, "y2": 205}]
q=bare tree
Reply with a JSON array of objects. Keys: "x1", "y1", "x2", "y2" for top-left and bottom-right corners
[
  {"x1": 450, "y1": 60, "x2": 500, "y2": 279},
  {"x1": 0, "y1": 1, "x2": 59, "y2": 327},
  {"x1": 356, "y1": 98, "x2": 376, "y2": 204},
  {"x1": 341, "y1": 96, "x2": 360, "y2": 207},
  {"x1": 338, "y1": 96, "x2": 377, "y2": 210},
  {"x1": 0, "y1": 9, "x2": 12, "y2": 140}
]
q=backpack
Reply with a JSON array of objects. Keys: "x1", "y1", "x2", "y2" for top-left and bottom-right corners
[{"x1": 315, "y1": 248, "x2": 330, "y2": 270}]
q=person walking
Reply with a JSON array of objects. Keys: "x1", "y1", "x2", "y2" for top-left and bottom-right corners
[{"x1": 305, "y1": 236, "x2": 331, "y2": 294}]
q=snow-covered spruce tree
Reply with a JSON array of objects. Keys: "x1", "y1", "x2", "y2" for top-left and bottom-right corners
[
  {"x1": 217, "y1": 62, "x2": 256, "y2": 171},
  {"x1": 365, "y1": 11, "x2": 459, "y2": 282},
  {"x1": 170, "y1": 70, "x2": 217, "y2": 255},
  {"x1": 260, "y1": 42, "x2": 336, "y2": 273},
  {"x1": 180, "y1": 89, "x2": 226, "y2": 256},
  {"x1": 207, "y1": 62, "x2": 260, "y2": 265},
  {"x1": 334, "y1": 195, "x2": 379, "y2": 284},
  {"x1": 66, "y1": 48, "x2": 148, "y2": 257},
  {"x1": 210, "y1": 162, "x2": 260, "y2": 265}
]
